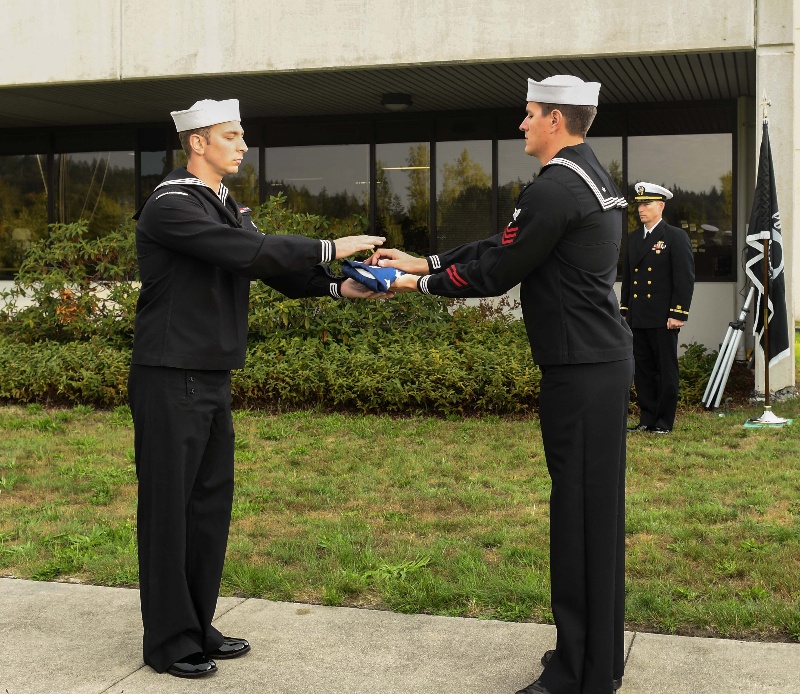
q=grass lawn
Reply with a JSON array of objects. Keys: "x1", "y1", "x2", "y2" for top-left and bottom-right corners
[{"x1": 1, "y1": 393, "x2": 798, "y2": 644}]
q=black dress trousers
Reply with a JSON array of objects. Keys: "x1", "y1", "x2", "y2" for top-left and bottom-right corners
[
  {"x1": 632, "y1": 327, "x2": 680, "y2": 431},
  {"x1": 128, "y1": 364, "x2": 234, "y2": 673},
  {"x1": 537, "y1": 358, "x2": 632, "y2": 694}
]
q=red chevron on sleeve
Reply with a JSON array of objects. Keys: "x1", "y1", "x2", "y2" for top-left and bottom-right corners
[
  {"x1": 446, "y1": 266, "x2": 469, "y2": 287},
  {"x1": 502, "y1": 226, "x2": 519, "y2": 245}
]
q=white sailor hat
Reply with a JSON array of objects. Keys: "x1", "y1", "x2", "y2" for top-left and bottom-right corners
[
  {"x1": 633, "y1": 181, "x2": 673, "y2": 202},
  {"x1": 526, "y1": 75, "x2": 601, "y2": 106},
  {"x1": 170, "y1": 99, "x2": 240, "y2": 132}
]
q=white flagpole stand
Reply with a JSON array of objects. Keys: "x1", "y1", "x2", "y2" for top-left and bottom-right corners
[
  {"x1": 702, "y1": 286, "x2": 754, "y2": 410},
  {"x1": 745, "y1": 340, "x2": 792, "y2": 428},
  {"x1": 745, "y1": 407, "x2": 790, "y2": 427}
]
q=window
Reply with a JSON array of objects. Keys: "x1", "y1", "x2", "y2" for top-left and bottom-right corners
[
  {"x1": 54, "y1": 151, "x2": 136, "y2": 237},
  {"x1": 265, "y1": 144, "x2": 369, "y2": 221},
  {"x1": 498, "y1": 139, "x2": 539, "y2": 232},
  {"x1": 0, "y1": 154, "x2": 49, "y2": 278},
  {"x1": 375, "y1": 142, "x2": 430, "y2": 254},
  {"x1": 628, "y1": 134, "x2": 734, "y2": 281},
  {"x1": 436, "y1": 140, "x2": 492, "y2": 251},
  {"x1": 226, "y1": 149, "x2": 259, "y2": 209},
  {"x1": 140, "y1": 151, "x2": 170, "y2": 204},
  {"x1": 173, "y1": 148, "x2": 259, "y2": 209},
  {"x1": 585, "y1": 137, "x2": 623, "y2": 190},
  {"x1": 583, "y1": 137, "x2": 625, "y2": 274}
]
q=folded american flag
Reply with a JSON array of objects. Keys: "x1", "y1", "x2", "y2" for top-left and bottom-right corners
[{"x1": 341, "y1": 260, "x2": 405, "y2": 293}]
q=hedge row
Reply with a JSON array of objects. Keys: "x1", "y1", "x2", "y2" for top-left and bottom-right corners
[
  {"x1": 0, "y1": 337, "x2": 131, "y2": 407},
  {"x1": 0, "y1": 332, "x2": 539, "y2": 414},
  {"x1": 236, "y1": 337, "x2": 540, "y2": 414},
  {"x1": 0, "y1": 332, "x2": 752, "y2": 413}
]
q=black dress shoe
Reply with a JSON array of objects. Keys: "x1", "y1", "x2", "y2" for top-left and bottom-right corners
[
  {"x1": 207, "y1": 636, "x2": 251, "y2": 659},
  {"x1": 515, "y1": 679, "x2": 550, "y2": 694},
  {"x1": 540, "y1": 649, "x2": 623, "y2": 690},
  {"x1": 649, "y1": 426, "x2": 671, "y2": 434},
  {"x1": 166, "y1": 652, "x2": 217, "y2": 678}
]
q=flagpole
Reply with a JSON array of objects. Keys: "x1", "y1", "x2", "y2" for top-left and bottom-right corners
[
  {"x1": 761, "y1": 99, "x2": 771, "y2": 409},
  {"x1": 746, "y1": 97, "x2": 789, "y2": 427},
  {"x1": 761, "y1": 220, "x2": 770, "y2": 408}
]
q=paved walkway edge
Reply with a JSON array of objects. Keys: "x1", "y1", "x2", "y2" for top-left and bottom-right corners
[{"x1": 1, "y1": 578, "x2": 798, "y2": 694}]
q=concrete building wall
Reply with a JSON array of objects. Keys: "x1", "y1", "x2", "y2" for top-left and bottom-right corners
[
  {"x1": 2, "y1": 0, "x2": 755, "y2": 86},
  {"x1": 754, "y1": 0, "x2": 795, "y2": 392},
  {"x1": 2, "y1": 0, "x2": 122, "y2": 85},
  {"x1": 795, "y1": 0, "x2": 800, "y2": 324}
]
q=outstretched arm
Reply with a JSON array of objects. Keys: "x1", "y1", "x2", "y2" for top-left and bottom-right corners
[
  {"x1": 335, "y1": 235, "x2": 386, "y2": 259},
  {"x1": 383, "y1": 274, "x2": 421, "y2": 293},
  {"x1": 367, "y1": 248, "x2": 430, "y2": 274},
  {"x1": 340, "y1": 278, "x2": 394, "y2": 299}
]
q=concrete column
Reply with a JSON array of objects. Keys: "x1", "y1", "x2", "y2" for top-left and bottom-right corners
[
  {"x1": 795, "y1": 0, "x2": 800, "y2": 326},
  {"x1": 753, "y1": 0, "x2": 796, "y2": 394}
]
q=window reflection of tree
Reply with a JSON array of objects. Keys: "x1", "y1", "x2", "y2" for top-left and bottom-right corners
[
  {"x1": 265, "y1": 145, "x2": 369, "y2": 226},
  {"x1": 437, "y1": 147, "x2": 491, "y2": 250},
  {"x1": 172, "y1": 149, "x2": 259, "y2": 209},
  {"x1": 375, "y1": 143, "x2": 430, "y2": 255},
  {"x1": 267, "y1": 182, "x2": 366, "y2": 220},
  {"x1": 55, "y1": 153, "x2": 135, "y2": 239},
  {"x1": 227, "y1": 161, "x2": 259, "y2": 209},
  {"x1": 607, "y1": 159, "x2": 623, "y2": 190},
  {"x1": 0, "y1": 154, "x2": 49, "y2": 277}
]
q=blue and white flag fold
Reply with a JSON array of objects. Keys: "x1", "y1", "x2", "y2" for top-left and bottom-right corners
[{"x1": 342, "y1": 260, "x2": 405, "y2": 293}]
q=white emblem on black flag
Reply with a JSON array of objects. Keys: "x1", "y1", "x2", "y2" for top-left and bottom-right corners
[{"x1": 743, "y1": 119, "x2": 790, "y2": 368}]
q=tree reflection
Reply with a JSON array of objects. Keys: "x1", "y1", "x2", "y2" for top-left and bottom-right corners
[
  {"x1": 437, "y1": 148, "x2": 491, "y2": 250},
  {"x1": 55, "y1": 154, "x2": 135, "y2": 239},
  {"x1": 375, "y1": 143, "x2": 430, "y2": 254}
]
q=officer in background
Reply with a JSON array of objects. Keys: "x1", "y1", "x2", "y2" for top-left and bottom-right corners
[
  {"x1": 621, "y1": 182, "x2": 695, "y2": 434},
  {"x1": 129, "y1": 98, "x2": 386, "y2": 679},
  {"x1": 371, "y1": 75, "x2": 632, "y2": 694}
]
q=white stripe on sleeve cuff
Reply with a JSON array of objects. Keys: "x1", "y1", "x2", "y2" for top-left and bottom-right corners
[
  {"x1": 428, "y1": 255, "x2": 441, "y2": 270},
  {"x1": 419, "y1": 275, "x2": 432, "y2": 295},
  {"x1": 329, "y1": 282, "x2": 342, "y2": 299},
  {"x1": 320, "y1": 240, "x2": 334, "y2": 263}
]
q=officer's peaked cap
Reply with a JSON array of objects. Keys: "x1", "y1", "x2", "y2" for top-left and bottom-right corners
[{"x1": 633, "y1": 181, "x2": 673, "y2": 202}]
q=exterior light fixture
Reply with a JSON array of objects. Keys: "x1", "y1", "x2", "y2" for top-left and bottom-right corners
[{"x1": 380, "y1": 93, "x2": 413, "y2": 111}]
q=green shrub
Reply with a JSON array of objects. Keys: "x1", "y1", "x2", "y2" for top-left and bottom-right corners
[
  {"x1": 235, "y1": 325, "x2": 538, "y2": 415},
  {"x1": 250, "y1": 192, "x2": 369, "y2": 241},
  {"x1": 0, "y1": 336, "x2": 131, "y2": 406},
  {"x1": 0, "y1": 220, "x2": 138, "y2": 348},
  {"x1": 676, "y1": 342, "x2": 753, "y2": 407}
]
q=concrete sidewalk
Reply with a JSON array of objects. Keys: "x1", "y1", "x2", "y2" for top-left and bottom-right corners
[{"x1": 1, "y1": 578, "x2": 798, "y2": 694}]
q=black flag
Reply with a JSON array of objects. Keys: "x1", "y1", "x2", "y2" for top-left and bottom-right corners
[{"x1": 744, "y1": 120, "x2": 790, "y2": 368}]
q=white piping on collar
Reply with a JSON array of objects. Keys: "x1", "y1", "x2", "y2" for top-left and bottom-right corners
[
  {"x1": 547, "y1": 158, "x2": 628, "y2": 211},
  {"x1": 155, "y1": 177, "x2": 229, "y2": 203}
]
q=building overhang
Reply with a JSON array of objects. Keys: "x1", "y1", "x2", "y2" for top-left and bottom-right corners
[{"x1": 0, "y1": 51, "x2": 755, "y2": 130}]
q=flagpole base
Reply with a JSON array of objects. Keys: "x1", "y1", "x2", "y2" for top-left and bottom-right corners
[{"x1": 744, "y1": 407, "x2": 792, "y2": 428}]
